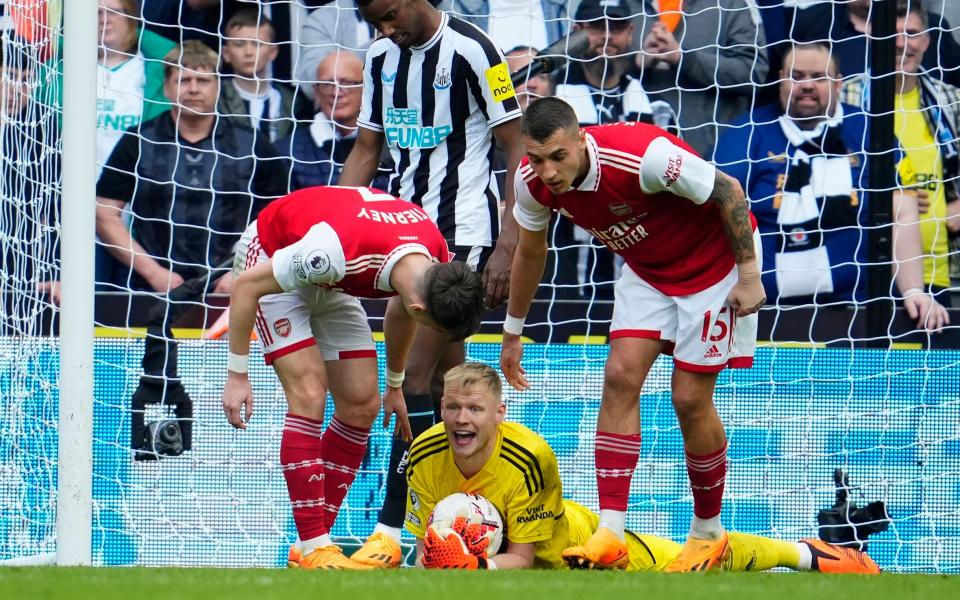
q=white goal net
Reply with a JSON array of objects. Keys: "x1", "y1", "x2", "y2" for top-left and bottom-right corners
[{"x1": 1, "y1": 0, "x2": 959, "y2": 572}]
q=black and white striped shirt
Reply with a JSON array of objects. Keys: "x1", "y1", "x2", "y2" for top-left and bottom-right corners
[{"x1": 358, "y1": 13, "x2": 521, "y2": 247}]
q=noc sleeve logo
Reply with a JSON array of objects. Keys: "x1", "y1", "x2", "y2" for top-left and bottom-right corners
[{"x1": 484, "y1": 63, "x2": 516, "y2": 103}]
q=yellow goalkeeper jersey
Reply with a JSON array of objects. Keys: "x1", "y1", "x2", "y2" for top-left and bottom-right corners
[{"x1": 404, "y1": 421, "x2": 680, "y2": 571}]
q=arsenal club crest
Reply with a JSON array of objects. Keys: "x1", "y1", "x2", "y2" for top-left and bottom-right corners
[{"x1": 274, "y1": 318, "x2": 291, "y2": 337}]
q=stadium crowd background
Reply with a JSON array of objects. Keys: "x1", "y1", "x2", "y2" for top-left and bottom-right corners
[{"x1": 2, "y1": 0, "x2": 960, "y2": 340}]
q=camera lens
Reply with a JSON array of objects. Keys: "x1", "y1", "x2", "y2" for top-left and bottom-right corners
[
  {"x1": 158, "y1": 421, "x2": 180, "y2": 444},
  {"x1": 144, "y1": 419, "x2": 184, "y2": 457}
]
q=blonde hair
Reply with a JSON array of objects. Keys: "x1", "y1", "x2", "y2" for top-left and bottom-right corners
[
  {"x1": 443, "y1": 362, "x2": 502, "y2": 399},
  {"x1": 163, "y1": 40, "x2": 219, "y2": 81}
]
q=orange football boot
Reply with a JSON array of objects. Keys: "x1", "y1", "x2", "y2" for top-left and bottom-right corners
[
  {"x1": 801, "y1": 539, "x2": 881, "y2": 574},
  {"x1": 562, "y1": 527, "x2": 630, "y2": 569},
  {"x1": 300, "y1": 545, "x2": 373, "y2": 570},
  {"x1": 664, "y1": 532, "x2": 730, "y2": 573},
  {"x1": 351, "y1": 532, "x2": 403, "y2": 569}
]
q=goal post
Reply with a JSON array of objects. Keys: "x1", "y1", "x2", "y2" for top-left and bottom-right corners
[{"x1": 57, "y1": 0, "x2": 96, "y2": 566}]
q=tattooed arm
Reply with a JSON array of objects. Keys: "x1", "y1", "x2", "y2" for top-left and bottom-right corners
[
  {"x1": 710, "y1": 170, "x2": 765, "y2": 317},
  {"x1": 637, "y1": 137, "x2": 764, "y2": 316}
]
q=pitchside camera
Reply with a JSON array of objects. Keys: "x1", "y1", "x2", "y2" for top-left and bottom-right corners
[
  {"x1": 131, "y1": 380, "x2": 193, "y2": 461},
  {"x1": 817, "y1": 469, "x2": 891, "y2": 551},
  {"x1": 144, "y1": 420, "x2": 183, "y2": 457}
]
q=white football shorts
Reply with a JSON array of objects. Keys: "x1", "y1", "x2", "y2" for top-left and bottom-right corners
[{"x1": 610, "y1": 252, "x2": 760, "y2": 373}]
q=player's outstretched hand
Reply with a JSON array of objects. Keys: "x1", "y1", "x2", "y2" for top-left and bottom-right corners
[
  {"x1": 422, "y1": 526, "x2": 482, "y2": 569},
  {"x1": 222, "y1": 372, "x2": 254, "y2": 429},
  {"x1": 481, "y1": 244, "x2": 512, "y2": 309},
  {"x1": 500, "y1": 333, "x2": 529, "y2": 391},
  {"x1": 903, "y1": 292, "x2": 950, "y2": 332},
  {"x1": 451, "y1": 507, "x2": 493, "y2": 558},
  {"x1": 727, "y1": 272, "x2": 766, "y2": 318},
  {"x1": 382, "y1": 385, "x2": 413, "y2": 442}
]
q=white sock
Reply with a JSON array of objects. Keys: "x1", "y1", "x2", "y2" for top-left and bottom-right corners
[
  {"x1": 689, "y1": 515, "x2": 724, "y2": 540},
  {"x1": 598, "y1": 510, "x2": 626, "y2": 540},
  {"x1": 300, "y1": 533, "x2": 333, "y2": 555},
  {"x1": 795, "y1": 542, "x2": 813, "y2": 570},
  {"x1": 374, "y1": 523, "x2": 403, "y2": 544}
]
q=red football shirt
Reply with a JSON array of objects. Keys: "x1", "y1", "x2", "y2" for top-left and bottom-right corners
[
  {"x1": 514, "y1": 122, "x2": 756, "y2": 296},
  {"x1": 256, "y1": 186, "x2": 450, "y2": 298}
]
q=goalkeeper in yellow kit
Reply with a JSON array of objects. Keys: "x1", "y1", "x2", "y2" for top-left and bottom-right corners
[{"x1": 401, "y1": 362, "x2": 879, "y2": 573}]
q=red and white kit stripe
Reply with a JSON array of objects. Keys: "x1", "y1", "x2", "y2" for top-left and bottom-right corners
[
  {"x1": 595, "y1": 431, "x2": 642, "y2": 512},
  {"x1": 280, "y1": 413, "x2": 331, "y2": 538},
  {"x1": 244, "y1": 235, "x2": 274, "y2": 346},
  {"x1": 685, "y1": 443, "x2": 728, "y2": 519},
  {"x1": 597, "y1": 147, "x2": 642, "y2": 174},
  {"x1": 319, "y1": 417, "x2": 370, "y2": 528}
]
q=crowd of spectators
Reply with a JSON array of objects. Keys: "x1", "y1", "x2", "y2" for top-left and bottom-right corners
[{"x1": 2, "y1": 0, "x2": 960, "y2": 327}]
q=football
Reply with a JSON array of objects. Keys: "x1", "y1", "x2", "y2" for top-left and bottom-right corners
[{"x1": 428, "y1": 492, "x2": 504, "y2": 556}]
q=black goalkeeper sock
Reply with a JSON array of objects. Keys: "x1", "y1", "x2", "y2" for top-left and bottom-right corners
[{"x1": 378, "y1": 392, "x2": 436, "y2": 528}]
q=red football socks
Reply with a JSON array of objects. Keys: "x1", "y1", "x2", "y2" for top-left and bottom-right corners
[
  {"x1": 595, "y1": 431, "x2": 642, "y2": 511},
  {"x1": 321, "y1": 417, "x2": 371, "y2": 529},
  {"x1": 280, "y1": 413, "x2": 328, "y2": 540},
  {"x1": 686, "y1": 443, "x2": 728, "y2": 519}
]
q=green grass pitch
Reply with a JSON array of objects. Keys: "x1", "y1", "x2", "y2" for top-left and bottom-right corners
[{"x1": 1, "y1": 568, "x2": 958, "y2": 600}]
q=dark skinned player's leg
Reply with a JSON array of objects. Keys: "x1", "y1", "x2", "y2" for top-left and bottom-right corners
[
  {"x1": 378, "y1": 324, "x2": 451, "y2": 527},
  {"x1": 431, "y1": 341, "x2": 465, "y2": 417}
]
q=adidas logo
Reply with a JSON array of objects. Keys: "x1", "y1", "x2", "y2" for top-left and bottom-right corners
[
  {"x1": 369, "y1": 553, "x2": 393, "y2": 563},
  {"x1": 703, "y1": 344, "x2": 722, "y2": 359}
]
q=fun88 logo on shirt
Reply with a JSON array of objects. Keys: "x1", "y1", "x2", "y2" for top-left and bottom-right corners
[{"x1": 385, "y1": 108, "x2": 452, "y2": 149}]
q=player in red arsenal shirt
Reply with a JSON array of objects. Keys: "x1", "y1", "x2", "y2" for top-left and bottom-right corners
[
  {"x1": 220, "y1": 185, "x2": 483, "y2": 569},
  {"x1": 500, "y1": 98, "x2": 765, "y2": 572}
]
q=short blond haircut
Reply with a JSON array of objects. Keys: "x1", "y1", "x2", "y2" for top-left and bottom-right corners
[
  {"x1": 443, "y1": 362, "x2": 502, "y2": 399},
  {"x1": 163, "y1": 40, "x2": 219, "y2": 81}
]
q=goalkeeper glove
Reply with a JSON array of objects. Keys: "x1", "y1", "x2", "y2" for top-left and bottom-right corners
[
  {"x1": 422, "y1": 526, "x2": 489, "y2": 569},
  {"x1": 450, "y1": 507, "x2": 494, "y2": 558}
]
